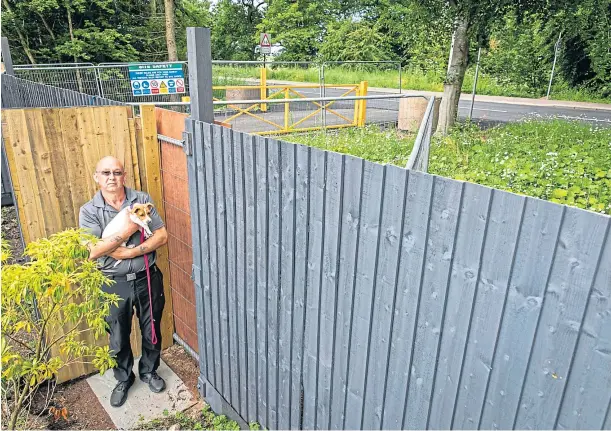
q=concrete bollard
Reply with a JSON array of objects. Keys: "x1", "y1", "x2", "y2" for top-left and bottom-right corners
[{"x1": 398, "y1": 97, "x2": 441, "y2": 132}]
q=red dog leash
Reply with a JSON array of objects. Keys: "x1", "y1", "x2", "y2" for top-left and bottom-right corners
[{"x1": 140, "y1": 227, "x2": 158, "y2": 345}]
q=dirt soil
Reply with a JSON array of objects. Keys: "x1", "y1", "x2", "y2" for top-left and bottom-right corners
[
  {"x1": 1, "y1": 205, "x2": 25, "y2": 263},
  {"x1": 20, "y1": 343, "x2": 201, "y2": 430}
]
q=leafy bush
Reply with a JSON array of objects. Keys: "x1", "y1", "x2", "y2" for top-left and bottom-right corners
[{"x1": 1, "y1": 229, "x2": 119, "y2": 430}]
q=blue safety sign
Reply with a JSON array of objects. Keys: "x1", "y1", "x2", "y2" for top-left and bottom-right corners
[{"x1": 128, "y1": 63, "x2": 186, "y2": 96}]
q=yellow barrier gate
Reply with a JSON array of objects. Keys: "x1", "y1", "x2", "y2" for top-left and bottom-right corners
[{"x1": 213, "y1": 68, "x2": 368, "y2": 135}]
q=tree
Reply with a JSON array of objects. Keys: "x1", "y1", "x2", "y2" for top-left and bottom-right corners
[
  {"x1": 211, "y1": 0, "x2": 262, "y2": 60},
  {"x1": 260, "y1": 0, "x2": 334, "y2": 61},
  {"x1": 1, "y1": 230, "x2": 119, "y2": 430},
  {"x1": 319, "y1": 20, "x2": 396, "y2": 62},
  {"x1": 165, "y1": 0, "x2": 178, "y2": 61}
]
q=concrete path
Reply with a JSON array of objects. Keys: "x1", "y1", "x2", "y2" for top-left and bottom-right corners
[{"x1": 87, "y1": 358, "x2": 196, "y2": 430}]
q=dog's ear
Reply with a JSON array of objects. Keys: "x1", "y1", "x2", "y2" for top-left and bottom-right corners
[{"x1": 145, "y1": 202, "x2": 154, "y2": 212}]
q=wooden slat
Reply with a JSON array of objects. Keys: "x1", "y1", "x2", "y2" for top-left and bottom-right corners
[
  {"x1": 343, "y1": 161, "x2": 385, "y2": 430},
  {"x1": 479, "y1": 198, "x2": 564, "y2": 429},
  {"x1": 428, "y1": 183, "x2": 492, "y2": 429},
  {"x1": 58, "y1": 109, "x2": 92, "y2": 221},
  {"x1": 302, "y1": 147, "x2": 326, "y2": 430},
  {"x1": 254, "y1": 135, "x2": 269, "y2": 426},
  {"x1": 278, "y1": 141, "x2": 296, "y2": 429},
  {"x1": 362, "y1": 164, "x2": 407, "y2": 430},
  {"x1": 403, "y1": 176, "x2": 463, "y2": 429},
  {"x1": 329, "y1": 155, "x2": 363, "y2": 429},
  {"x1": 138, "y1": 105, "x2": 174, "y2": 351},
  {"x1": 514, "y1": 207, "x2": 609, "y2": 429},
  {"x1": 452, "y1": 190, "x2": 525, "y2": 429}
]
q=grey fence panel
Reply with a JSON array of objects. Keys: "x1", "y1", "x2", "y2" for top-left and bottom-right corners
[
  {"x1": 452, "y1": 191, "x2": 526, "y2": 429},
  {"x1": 233, "y1": 131, "x2": 249, "y2": 419},
  {"x1": 404, "y1": 177, "x2": 463, "y2": 429},
  {"x1": 428, "y1": 184, "x2": 492, "y2": 429},
  {"x1": 243, "y1": 133, "x2": 259, "y2": 421},
  {"x1": 330, "y1": 155, "x2": 363, "y2": 429},
  {"x1": 187, "y1": 122, "x2": 611, "y2": 430},
  {"x1": 223, "y1": 127, "x2": 241, "y2": 413},
  {"x1": 302, "y1": 148, "x2": 325, "y2": 429},
  {"x1": 479, "y1": 198, "x2": 564, "y2": 429},
  {"x1": 344, "y1": 161, "x2": 385, "y2": 430},
  {"x1": 316, "y1": 151, "x2": 343, "y2": 429},
  {"x1": 514, "y1": 208, "x2": 609, "y2": 429},
  {"x1": 255, "y1": 135, "x2": 269, "y2": 426},
  {"x1": 382, "y1": 170, "x2": 434, "y2": 430},
  {"x1": 278, "y1": 141, "x2": 296, "y2": 430},
  {"x1": 192, "y1": 121, "x2": 211, "y2": 383},
  {"x1": 202, "y1": 123, "x2": 222, "y2": 391},
  {"x1": 266, "y1": 138, "x2": 281, "y2": 428},
  {"x1": 362, "y1": 164, "x2": 407, "y2": 430},
  {"x1": 556, "y1": 226, "x2": 610, "y2": 430}
]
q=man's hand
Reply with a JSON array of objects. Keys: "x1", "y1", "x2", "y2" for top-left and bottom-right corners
[
  {"x1": 88, "y1": 220, "x2": 141, "y2": 260},
  {"x1": 128, "y1": 227, "x2": 168, "y2": 258},
  {"x1": 108, "y1": 246, "x2": 137, "y2": 260}
]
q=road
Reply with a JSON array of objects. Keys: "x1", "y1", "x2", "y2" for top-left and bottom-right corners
[
  {"x1": 215, "y1": 82, "x2": 611, "y2": 133},
  {"x1": 266, "y1": 82, "x2": 611, "y2": 128}
]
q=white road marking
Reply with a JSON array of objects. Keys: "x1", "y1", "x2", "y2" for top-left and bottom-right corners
[{"x1": 458, "y1": 106, "x2": 508, "y2": 113}]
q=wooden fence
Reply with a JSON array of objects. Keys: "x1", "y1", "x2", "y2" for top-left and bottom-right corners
[
  {"x1": 186, "y1": 121, "x2": 611, "y2": 430},
  {"x1": 1, "y1": 105, "x2": 174, "y2": 382}
]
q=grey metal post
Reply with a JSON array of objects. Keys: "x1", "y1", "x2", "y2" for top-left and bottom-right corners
[
  {"x1": 546, "y1": 32, "x2": 562, "y2": 99},
  {"x1": 468, "y1": 47, "x2": 481, "y2": 121},
  {"x1": 186, "y1": 27, "x2": 214, "y2": 123},
  {"x1": 1, "y1": 37, "x2": 15, "y2": 75}
]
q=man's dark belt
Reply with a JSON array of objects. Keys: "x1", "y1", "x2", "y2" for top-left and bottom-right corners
[{"x1": 105, "y1": 264, "x2": 158, "y2": 282}]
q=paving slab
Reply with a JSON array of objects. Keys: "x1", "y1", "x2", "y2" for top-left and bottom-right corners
[{"x1": 87, "y1": 358, "x2": 196, "y2": 430}]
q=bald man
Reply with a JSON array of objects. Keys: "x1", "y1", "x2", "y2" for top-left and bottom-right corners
[{"x1": 79, "y1": 156, "x2": 168, "y2": 407}]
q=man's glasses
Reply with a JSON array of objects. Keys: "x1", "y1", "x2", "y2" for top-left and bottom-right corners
[{"x1": 97, "y1": 170, "x2": 124, "y2": 177}]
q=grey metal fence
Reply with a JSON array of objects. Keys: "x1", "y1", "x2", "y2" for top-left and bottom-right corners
[
  {"x1": 186, "y1": 120, "x2": 611, "y2": 430},
  {"x1": 406, "y1": 96, "x2": 435, "y2": 171},
  {"x1": 1, "y1": 74, "x2": 124, "y2": 109}
]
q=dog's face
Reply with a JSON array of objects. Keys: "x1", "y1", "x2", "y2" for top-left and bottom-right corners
[{"x1": 129, "y1": 203, "x2": 153, "y2": 226}]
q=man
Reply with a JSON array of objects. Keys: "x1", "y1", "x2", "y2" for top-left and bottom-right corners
[{"x1": 79, "y1": 156, "x2": 169, "y2": 407}]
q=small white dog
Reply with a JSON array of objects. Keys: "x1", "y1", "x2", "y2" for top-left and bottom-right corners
[{"x1": 102, "y1": 203, "x2": 154, "y2": 266}]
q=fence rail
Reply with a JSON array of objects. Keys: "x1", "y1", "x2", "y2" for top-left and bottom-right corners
[{"x1": 186, "y1": 120, "x2": 611, "y2": 430}]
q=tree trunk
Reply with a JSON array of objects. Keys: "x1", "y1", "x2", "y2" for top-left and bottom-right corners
[
  {"x1": 164, "y1": 0, "x2": 178, "y2": 61},
  {"x1": 436, "y1": 14, "x2": 470, "y2": 135},
  {"x1": 3, "y1": 0, "x2": 37, "y2": 63}
]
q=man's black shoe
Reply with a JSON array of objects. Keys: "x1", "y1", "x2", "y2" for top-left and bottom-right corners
[
  {"x1": 110, "y1": 373, "x2": 135, "y2": 407},
  {"x1": 140, "y1": 371, "x2": 166, "y2": 393}
]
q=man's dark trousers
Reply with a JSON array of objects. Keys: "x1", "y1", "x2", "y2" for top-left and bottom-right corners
[{"x1": 103, "y1": 266, "x2": 165, "y2": 382}]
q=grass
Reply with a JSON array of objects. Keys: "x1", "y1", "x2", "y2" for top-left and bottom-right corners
[
  {"x1": 211, "y1": 65, "x2": 611, "y2": 104},
  {"x1": 285, "y1": 120, "x2": 611, "y2": 215},
  {"x1": 136, "y1": 405, "x2": 262, "y2": 430}
]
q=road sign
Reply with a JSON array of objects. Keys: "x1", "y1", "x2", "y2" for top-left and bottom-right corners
[
  {"x1": 260, "y1": 33, "x2": 271, "y2": 55},
  {"x1": 128, "y1": 63, "x2": 186, "y2": 96}
]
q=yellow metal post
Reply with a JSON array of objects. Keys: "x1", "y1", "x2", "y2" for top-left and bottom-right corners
[
  {"x1": 353, "y1": 84, "x2": 360, "y2": 126},
  {"x1": 284, "y1": 87, "x2": 290, "y2": 132},
  {"x1": 359, "y1": 81, "x2": 368, "y2": 127},
  {"x1": 260, "y1": 67, "x2": 267, "y2": 112}
]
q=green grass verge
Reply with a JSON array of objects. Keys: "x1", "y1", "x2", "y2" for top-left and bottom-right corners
[
  {"x1": 285, "y1": 120, "x2": 611, "y2": 215},
  {"x1": 210, "y1": 65, "x2": 610, "y2": 104}
]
